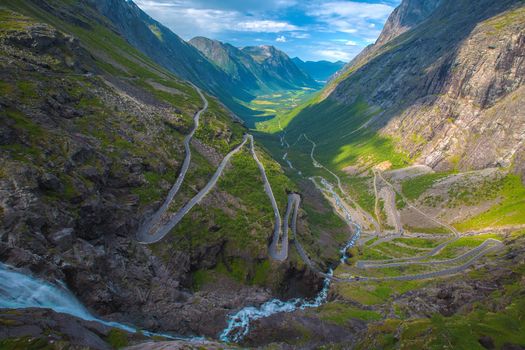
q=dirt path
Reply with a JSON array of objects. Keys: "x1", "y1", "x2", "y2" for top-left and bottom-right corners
[
  {"x1": 338, "y1": 242, "x2": 504, "y2": 282},
  {"x1": 373, "y1": 170, "x2": 384, "y2": 233},
  {"x1": 380, "y1": 186, "x2": 403, "y2": 234},
  {"x1": 359, "y1": 238, "x2": 503, "y2": 269}
]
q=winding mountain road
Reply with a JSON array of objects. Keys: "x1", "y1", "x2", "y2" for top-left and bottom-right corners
[
  {"x1": 137, "y1": 85, "x2": 207, "y2": 242},
  {"x1": 288, "y1": 193, "x2": 335, "y2": 279},
  {"x1": 248, "y1": 134, "x2": 289, "y2": 261},
  {"x1": 284, "y1": 133, "x2": 504, "y2": 282},
  {"x1": 137, "y1": 135, "x2": 249, "y2": 244},
  {"x1": 358, "y1": 238, "x2": 503, "y2": 269},
  {"x1": 375, "y1": 170, "x2": 460, "y2": 237},
  {"x1": 373, "y1": 170, "x2": 382, "y2": 233},
  {"x1": 136, "y1": 87, "x2": 303, "y2": 262},
  {"x1": 301, "y1": 134, "x2": 381, "y2": 234},
  {"x1": 338, "y1": 242, "x2": 504, "y2": 282}
]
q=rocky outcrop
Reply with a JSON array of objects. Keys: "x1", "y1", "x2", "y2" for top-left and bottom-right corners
[
  {"x1": 241, "y1": 311, "x2": 365, "y2": 349},
  {"x1": 125, "y1": 340, "x2": 240, "y2": 350},
  {"x1": 375, "y1": 0, "x2": 443, "y2": 46},
  {"x1": 0, "y1": 307, "x2": 239, "y2": 350},
  {"x1": 0, "y1": 308, "x2": 121, "y2": 349},
  {"x1": 382, "y1": 2, "x2": 525, "y2": 171}
]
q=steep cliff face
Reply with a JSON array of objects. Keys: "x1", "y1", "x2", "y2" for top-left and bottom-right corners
[
  {"x1": 189, "y1": 36, "x2": 261, "y2": 91},
  {"x1": 0, "y1": 7, "x2": 259, "y2": 337},
  {"x1": 288, "y1": 0, "x2": 525, "y2": 177},
  {"x1": 97, "y1": 0, "x2": 244, "y2": 90},
  {"x1": 84, "y1": 0, "x2": 261, "y2": 118},
  {"x1": 388, "y1": 10, "x2": 525, "y2": 172},
  {"x1": 375, "y1": 0, "x2": 443, "y2": 46}
]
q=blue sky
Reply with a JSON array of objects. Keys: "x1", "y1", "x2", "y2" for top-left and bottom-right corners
[{"x1": 134, "y1": 0, "x2": 401, "y2": 62}]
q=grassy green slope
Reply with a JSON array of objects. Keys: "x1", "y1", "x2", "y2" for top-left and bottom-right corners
[{"x1": 257, "y1": 95, "x2": 410, "y2": 176}]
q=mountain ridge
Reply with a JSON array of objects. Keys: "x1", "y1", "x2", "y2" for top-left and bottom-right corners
[
  {"x1": 1, "y1": 0, "x2": 525, "y2": 349},
  {"x1": 190, "y1": 36, "x2": 319, "y2": 93}
]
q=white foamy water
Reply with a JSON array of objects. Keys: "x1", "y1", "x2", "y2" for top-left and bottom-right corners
[
  {"x1": 219, "y1": 268, "x2": 333, "y2": 343},
  {"x1": 0, "y1": 263, "x2": 194, "y2": 340},
  {"x1": 220, "y1": 177, "x2": 361, "y2": 343},
  {"x1": 0, "y1": 171, "x2": 360, "y2": 345}
]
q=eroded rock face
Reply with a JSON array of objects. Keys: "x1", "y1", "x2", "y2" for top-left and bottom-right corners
[
  {"x1": 125, "y1": 340, "x2": 240, "y2": 350},
  {"x1": 0, "y1": 308, "x2": 115, "y2": 350},
  {"x1": 241, "y1": 311, "x2": 365, "y2": 349},
  {"x1": 329, "y1": 0, "x2": 525, "y2": 173},
  {"x1": 376, "y1": 0, "x2": 443, "y2": 46}
]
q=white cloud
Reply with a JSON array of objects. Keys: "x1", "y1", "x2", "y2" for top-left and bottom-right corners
[
  {"x1": 308, "y1": 1, "x2": 394, "y2": 19},
  {"x1": 134, "y1": 0, "x2": 300, "y2": 38},
  {"x1": 314, "y1": 49, "x2": 351, "y2": 61},
  {"x1": 136, "y1": 0, "x2": 298, "y2": 12},
  {"x1": 237, "y1": 20, "x2": 298, "y2": 32},
  {"x1": 306, "y1": 1, "x2": 392, "y2": 39},
  {"x1": 290, "y1": 32, "x2": 310, "y2": 39},
  {"x1": 133, "y1": 0, "x2": 399, "y2": 61}
]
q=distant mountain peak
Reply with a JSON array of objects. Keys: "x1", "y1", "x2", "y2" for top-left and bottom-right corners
[
  {"x1": 292, "y1": 58, "x2": 346, "y2": 83},
  {"x1": 376, "y1": 0, "x2": 443, "y2": 46},
  {"x1": 190, "y1": 36, "x2": 319, "y2": 94}
]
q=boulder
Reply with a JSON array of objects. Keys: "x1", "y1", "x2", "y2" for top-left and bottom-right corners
[
  {"x1": 38, "y1": 172, "x2": 63, "y2": 192},
  {"x1": 48, "y1": 228, "x2": 74, "y2": 249}
]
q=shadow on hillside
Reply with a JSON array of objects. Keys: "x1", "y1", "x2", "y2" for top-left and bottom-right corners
[{"x1": 281, "y1": 0, "x2": 521, "y2": 168}]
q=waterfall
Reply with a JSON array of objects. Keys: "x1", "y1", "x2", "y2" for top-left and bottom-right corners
[
  {"x1": 0, "y1": 173, "x2": 361, "y2": 345},
  {"x1": 219, "y1": 268, "x2": 333, "y2": 343},
  {"x1": 0, "y1": 262, "x2": 195, "y2": 340}
]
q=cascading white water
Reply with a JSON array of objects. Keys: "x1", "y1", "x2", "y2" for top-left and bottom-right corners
[
  {"x1": 0, "y1": 263, "x2": 195, "y2": 340},
  {"x1": 220, "y1": 177, "x2": 362, "y2": 343},
  {"x1": 219, "y1": 268, "x2": 333, "y2": 343}
]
